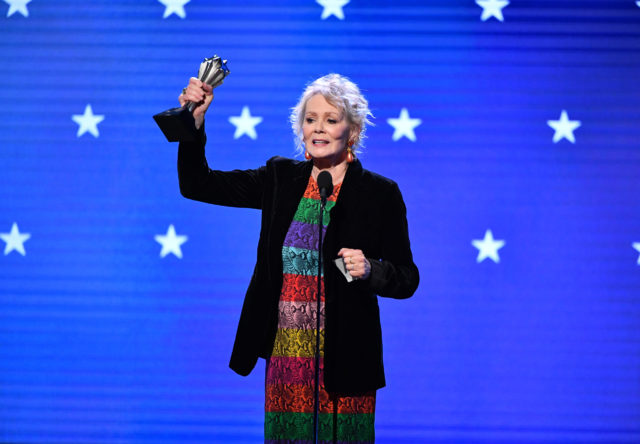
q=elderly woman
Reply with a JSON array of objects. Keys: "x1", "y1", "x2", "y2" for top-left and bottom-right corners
[{"x1": 177, "y1": 73, "x2": 419, "y2": 443}]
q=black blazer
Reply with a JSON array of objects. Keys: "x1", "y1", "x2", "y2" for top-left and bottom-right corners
[{"x1": 177, "y1": 126, "x2": 419, "y2": 394}]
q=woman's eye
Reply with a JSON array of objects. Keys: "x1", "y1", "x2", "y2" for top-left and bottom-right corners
[
  {"x1": 328, "y1": 119, "x2": 337, "y2": 124},
  {"x1": 305, "y1": 118, "x2": 314, "y2": 123}
]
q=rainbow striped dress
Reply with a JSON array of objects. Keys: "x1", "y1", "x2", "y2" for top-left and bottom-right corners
[{"x1": 265, "y1": 175, "x2": 376, "y2": 444}]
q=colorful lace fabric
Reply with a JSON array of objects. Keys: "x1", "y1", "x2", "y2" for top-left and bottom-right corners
[{"x1": 265, "y1": 175, "x2": 376, "y2": 444}]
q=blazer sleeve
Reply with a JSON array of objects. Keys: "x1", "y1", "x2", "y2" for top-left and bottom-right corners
[
  {"x1": 367, "y1": 182, "x2": 419, "y2": 299},
  {"x1": 177, "y1": 124, "x2": 266, "y2": 209}
]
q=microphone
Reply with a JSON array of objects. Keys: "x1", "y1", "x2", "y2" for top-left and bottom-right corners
[
  {"x1": 313, "y1": 170, "x2": 332, "y2": 442},
  {"x1": 317, "y1": 171, "x2": 333, "y2": 206}
]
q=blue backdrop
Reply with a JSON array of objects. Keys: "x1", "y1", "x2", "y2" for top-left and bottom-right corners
[{"x1": 1, "y1": 0, "x2": 640, "y2": 443}]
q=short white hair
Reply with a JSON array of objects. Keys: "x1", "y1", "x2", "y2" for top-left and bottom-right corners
[{"x1": 290, "y1": 73, "x2": 373, "y2": 157}]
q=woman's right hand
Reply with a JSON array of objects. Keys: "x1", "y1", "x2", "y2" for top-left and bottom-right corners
[{"x1": 179, "y1": 77, "x2": 214, "y2": 129}]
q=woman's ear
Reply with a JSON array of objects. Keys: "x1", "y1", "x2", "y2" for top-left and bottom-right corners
[{"x1": 350, "y1": 125, "x2": 361, "y2": 145}]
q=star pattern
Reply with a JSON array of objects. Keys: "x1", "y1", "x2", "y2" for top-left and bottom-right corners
[
  {"x1": 472, "y1": 229, "x2": 505, "y2": 263},
  {"x1": 547, "y1": 110, "x2": 581, "y2": 144},
  {"x1": 72, "y1": 104, "x2": 105, "y2": 138},
  {"x1": 4, "y1": 0, "x2": 31, "y2": 17},
  {"x1": 229, "y1": 106, "x2": 263, "y2": 140},
  {"x1": 155, "y1": 225, "x2": 188, "y2": 259},
  {"x1": 1, "y1": 223, "x2": 31, "y2": 256},
  {"x1": 476, "y1": 0, "x2": 510, "y2": 22},
  {"x1": 2, "y1": 2, "x2": 640, "y2": 442},
  {"x1": 633, "y1": 243, "x2": 640, "y2": 265},
  {"x1": 316, "y1": 0, "x2": 350, "y2": 20},
  {"x1": 158, "y1": 0, "x2": 190, "y2": 19},
  {"x1": 387, "y1": 108, "x2": 421, "y2": 142}
]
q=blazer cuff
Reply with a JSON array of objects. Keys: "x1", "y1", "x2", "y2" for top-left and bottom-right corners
[{"x1": 367, "y1": 258, "x2": 385, "y2": 294}]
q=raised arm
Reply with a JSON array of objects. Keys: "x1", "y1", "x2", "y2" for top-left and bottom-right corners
[{"x1": 177, "y1": 78, "x2": 265, "y2": 209}]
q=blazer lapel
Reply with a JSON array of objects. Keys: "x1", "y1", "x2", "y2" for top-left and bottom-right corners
[
  {"x1": 323, "y1": 160, "x2": 363, "y2": 298},
  {"x1": 271, "y1": 159, "x2": 313, "y2": 253},
  {"x1": 332, "y1": 159, "x2": 363, "y2": 213}
]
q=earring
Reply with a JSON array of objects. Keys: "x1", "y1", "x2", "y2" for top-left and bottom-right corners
[
  {"x1": 346, "y1": 140, "x2": 355, "y2": 163},
  {"x1": 305, "y1": 151, "x2": 312, "y2": 160}
]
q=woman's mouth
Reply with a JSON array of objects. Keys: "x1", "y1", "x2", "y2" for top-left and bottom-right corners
[{"x1": 312, "y1": 139, "x2": 330, "y2": 146}]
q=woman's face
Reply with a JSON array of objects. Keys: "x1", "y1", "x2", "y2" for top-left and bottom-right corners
[{"x1": 302, "y1": 94, "x2": 352, "y2": 164}]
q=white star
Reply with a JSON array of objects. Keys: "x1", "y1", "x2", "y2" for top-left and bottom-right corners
[
  {"x1": 472, "y1": 229, "x2": 505, "y2": 263},
  {"x1": 637, "y1": 1, "x2": 640, "y2": 7},
  {"x1": 633, "y1": 243, "x2": 640, "y2": 265},
  {"x1": 476, "y1": 0, "x2": 509, "y2": 22},
  {"x1": 155, "y1": 224, "x2": 188, "y2": 259},
  {"x1": 547, "y1": 110, "x2": 581, "y2": 144},
  {"x1": 158, "y1": 0, "x2": 189, "y2": 19},
  {"x1": 229, "y1": 106, "x2": 263, "y2": 140},
  {"x1": 387, "y1": 108, "x2": 421, "y2": 142},
  {"x1": 1, "y1": 223, "x2": 31, "y2": 256},
  {"x1": 72, "y1": 104, "x2": 105, "y2": 138},
  {"x1": 316, "y1": 0, "x2": 350, "y2": 20},
  {"x1": 4, "y1": 0, "x2": 31, "y2": 17}
]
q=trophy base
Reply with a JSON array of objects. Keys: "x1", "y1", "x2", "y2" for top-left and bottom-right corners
[{"x1": 153, "y1": 106, "x2": 197, "y2": 142}]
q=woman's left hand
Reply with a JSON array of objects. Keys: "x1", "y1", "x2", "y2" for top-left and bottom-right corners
[{"x1": 337, "y1": 248, "x2": 371, "y2": 280}]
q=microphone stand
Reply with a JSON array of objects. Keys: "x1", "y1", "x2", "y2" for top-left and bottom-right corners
[{"x1": 313, "y1": 196, "x2": 326, "y2": 444}]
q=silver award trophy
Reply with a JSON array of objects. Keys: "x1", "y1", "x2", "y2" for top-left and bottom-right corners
[{"x1": 154, "y1": 55, "x2": 230, "y2": 142}]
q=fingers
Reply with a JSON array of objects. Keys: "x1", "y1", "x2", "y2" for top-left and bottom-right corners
[
  {"x1": 338, "y1": 248, "x2": 370, "y2": 280},
  {"x1": 179, "y1": 78, "x2": 215, "y2": 124},
  {"x1": 188, "y1": 77, "x2": 203, "y2": 88},
  {"x1": 180, "y1": 77, "x2": 214, "y2": 106},
  {"x1": 338, "y1": 248, "x2": 362, "y2": 261},
  {"x1": 183, "y1": 86, "x2": 206, "y2": 104}
]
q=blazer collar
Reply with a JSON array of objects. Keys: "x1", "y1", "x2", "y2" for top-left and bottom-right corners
[
  {"x1": 335, "y1": 158, "x2": 363, "y2": 208},
  {"x1": 291, "y1": 159, "x2": 364, "y2": 208}
]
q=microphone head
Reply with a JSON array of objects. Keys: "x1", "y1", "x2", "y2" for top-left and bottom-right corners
[{"x1": 317, "y1": 171, "x2": 333, "y2": 200}]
